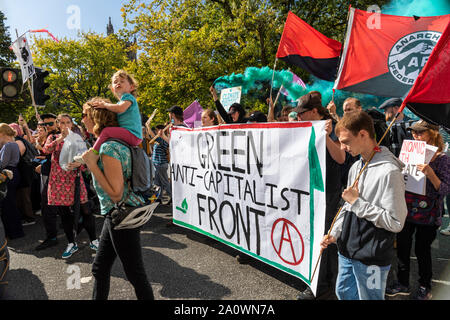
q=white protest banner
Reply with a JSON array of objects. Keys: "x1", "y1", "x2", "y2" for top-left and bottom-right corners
[
  {"x1": 170, "y1": 121, "x2": 327, "y2": 295},
  {"x1": 399, "y1": 139, "x2": 427, "y2": 195},
  {"x1": 11, "y1": 35, "x2": 35, "y2": 83},
  {"x1": 219, "y1": 86, "x2": 242, "y2": 112}
]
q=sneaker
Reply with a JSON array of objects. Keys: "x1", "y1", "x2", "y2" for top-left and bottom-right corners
[
  {"x1": 22, "y1": 218, "x2": 36, "y2": 226},
  {"x1": 89, "y1": 239, "x2": 99, "y2": 251},
  {"x1": 414, "y1": 286, "x2": 432, "y2": 300},
  {"x1": 440, "y1": 226, "x2": 450, "y2": 236},
  {"x1": 385, "y1": 281, "x2": 410, "y2": 297},
  {"x1": 73, "y1": 155, "x2": 85, "y2": 164},
  {"x1": 34, "y1": 210, "x2": 42, "y2": 216},
  {"x1": 35, "y1": 238, "x2": 58, "y2": 251},
  {"x1": 296, "y1": 287, "x2": 316, "y2": 300},
  {"x1": 236, "y1": 254, "x2": 251, "y2": 264},
  {"x1": 62, "y1": 243, "x2": 78, "y2": 259}
]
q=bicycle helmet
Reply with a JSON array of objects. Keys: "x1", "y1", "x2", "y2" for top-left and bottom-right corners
[{"x1": 113, "y1": 202, "x2": 159, "y2": 230}]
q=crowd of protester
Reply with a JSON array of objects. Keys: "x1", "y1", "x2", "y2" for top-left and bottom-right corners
[{"x1": 0, "y1": 69, "x2": 449, "y2": 301}]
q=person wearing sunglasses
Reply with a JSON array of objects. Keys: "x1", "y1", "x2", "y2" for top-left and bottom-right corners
[{"x1": 35, "y1": 113, "x2": 61, "y2": 251}]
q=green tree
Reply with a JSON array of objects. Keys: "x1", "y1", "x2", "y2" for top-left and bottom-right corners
[
  {"x1": 120, "y1": 0, "x2": 389, "y2": 120},
  {"x1": 121, "y1": 0, "x2": 281, "y2": 119},
  {"x1": 32, "y1": 32, "x2": 132, "y2": 121},
  {"x1": 0, "y1": 10, "x2": 15, "y2": 67}
]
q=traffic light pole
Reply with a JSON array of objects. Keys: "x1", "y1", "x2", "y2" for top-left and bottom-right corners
[{"x1": 27, "y1": 78, "x2": 41, "y2": 122}]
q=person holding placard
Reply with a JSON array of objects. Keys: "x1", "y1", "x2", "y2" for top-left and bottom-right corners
[
  {"x1": 210, "y1": 86, "x2": 248, "y2": 124},
  {"x1": 388, "y1": 120, "x2": 450, "y2": 300}
]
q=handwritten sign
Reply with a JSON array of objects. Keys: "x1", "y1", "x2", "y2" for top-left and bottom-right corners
[
  {"x1": 220, "y1": 86, "x2": 242, "y2": 112},
  {"x1": 399, "y1": 139, "x2": 427, "y2": 195},
  {"x1": 170, "y1": 122, "x2": 327, "y2": 295}
]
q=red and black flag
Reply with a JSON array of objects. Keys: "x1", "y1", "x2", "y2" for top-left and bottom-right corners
[
  {"x1": 334, "y1": 8, "x2": 450, "y2": 97},
  {"x1": 276, "y1": 12, "x2": 342, "y2": 82},
  {"x1": 402, "y1": 21, "x2": 450, "y2": 131}
]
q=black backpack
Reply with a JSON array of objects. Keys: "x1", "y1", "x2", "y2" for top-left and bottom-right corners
[
  {"x1": 106, "y1": 138, "x2": 152, "y2": 199},
  {"x1": 15, "y1": 136, "x2": 39, "y2": 166}
]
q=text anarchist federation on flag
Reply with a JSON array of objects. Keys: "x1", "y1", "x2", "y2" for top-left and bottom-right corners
[
  {"x1": 334, "y1": 8, "x2": 449, "y2": 97},
  {"x1": 169, "y1": 122, "x2": 327, "y2": 296}
]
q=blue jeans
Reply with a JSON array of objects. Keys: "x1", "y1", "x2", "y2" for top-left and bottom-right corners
[
  {"x1": 154, "y1": 163, "x2": 171, "y2": 198},
  {"x1": 336, "y1": 253, "x2": 390, "y2": 300}
]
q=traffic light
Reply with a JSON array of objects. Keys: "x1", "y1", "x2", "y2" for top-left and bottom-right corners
[
  {"x1": 33, "y1": 68, "x2": 50, "y2": 106},
  {"x1": 0, "y1": 68, "x2": 21, "y2": 100}
]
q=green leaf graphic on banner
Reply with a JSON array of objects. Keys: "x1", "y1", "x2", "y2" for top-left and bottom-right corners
[{"x1": 176, "y1": 198, "x2": 188, "y2": 214}]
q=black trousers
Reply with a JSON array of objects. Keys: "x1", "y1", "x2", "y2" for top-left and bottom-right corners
[
  {"x1": 0, "y1": 167, "x2": 24, "y2": 239},
  {"x1": 40, "y1": 177, "x2": 58, "y2": 239},
  {"x1": 92, "y1": 216, "x2": 154, "y2": 300},
  {"x1": 53, "y1": 204, "x2": 96, "y2": 244},
  {"x1": 316, "y1": 191, "x2": 340, "y2": 296},
  {"x1": 397, "y1": 221, "x2": 438, "y2": 289}
]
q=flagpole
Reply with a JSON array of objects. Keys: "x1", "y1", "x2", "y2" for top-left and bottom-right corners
[
  {"x1": 14, "y1": 29, "x2": 29, "y2": 41},
  {"x1": 271, "y1": 67, "x2": 292, "y2": 110},
  {"x1": 273, "y1": 85, "x2": 284, "y2": 108},
  {"x1": 269, "y1": 58, "x2": 278, "y2": 102},
  {"x1": 310, "y1": 108, "x2": 403, "y2": 283}
]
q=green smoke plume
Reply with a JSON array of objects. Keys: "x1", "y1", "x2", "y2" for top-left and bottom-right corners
[
  {"x1": 213, "y1": 66, "x2": 308, "y2": 102},
  {"x1": 382, "y1": 0, "x2": 450, "y2": 16}
]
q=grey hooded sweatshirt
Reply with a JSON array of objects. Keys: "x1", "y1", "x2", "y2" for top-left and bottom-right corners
[{"x1": 330, "y1": 146, "x2": 407, "y2": 266}]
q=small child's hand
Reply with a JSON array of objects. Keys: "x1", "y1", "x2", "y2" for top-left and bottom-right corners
[{"x1": 92, "y1": 100, "x2": 107, "y2": 109}]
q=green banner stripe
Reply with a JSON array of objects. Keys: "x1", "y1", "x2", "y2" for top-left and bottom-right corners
[
  {"x1": 308, "y1": 126, "x2": 324, "y2": 192},
  {"x1": 173, "y1": 219, "x2": 311, "y2": 286},
  {"x1": 307, "y1": 126, "x2": 324, "y2": 281}
]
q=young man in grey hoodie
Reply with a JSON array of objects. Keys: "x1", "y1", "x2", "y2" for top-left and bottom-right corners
[{"x1": 320, "y1": 111, "x2": 407, "y2": 300}]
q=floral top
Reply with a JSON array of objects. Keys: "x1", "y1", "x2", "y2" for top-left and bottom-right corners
[
  {"x1": 93, "y1": 141, "x2": 144, "y2": 215},
  {"x1": 43, "y1": 134, "x2": 88, "y2": 206}
]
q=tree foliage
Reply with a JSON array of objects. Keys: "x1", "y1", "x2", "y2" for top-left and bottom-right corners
[
  {"x1": 3, "y1": 1, "x2": 392, "y2": 125},
  {"x1": 122, "y1": 0, "x2": 281, "y2": 119},
  {"x1": 0, "y1": 11, "x2": 15, "y2": 67},
  {"x1": 121, "y1": 0, "x2": 389, "y2": 121},
  {"x1": 31, "y1": 32, "x2": 132, "y2": 122}
]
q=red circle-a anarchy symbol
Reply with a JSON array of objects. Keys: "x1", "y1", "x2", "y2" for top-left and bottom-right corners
[{"x1": 271, "y1": 218, "x2": 304, "y2": 266}]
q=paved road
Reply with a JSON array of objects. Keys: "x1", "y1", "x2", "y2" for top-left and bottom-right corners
[{"x1": 2, "y1": 204, "x2": 450, "y2": 300}]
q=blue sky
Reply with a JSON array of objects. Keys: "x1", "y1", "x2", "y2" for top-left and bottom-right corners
[{"x1": 2, "y1": 0, "x2": 128, "y2": 42}]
